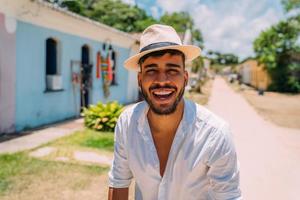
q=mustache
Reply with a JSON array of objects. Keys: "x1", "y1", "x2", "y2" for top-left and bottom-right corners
[{"x1": 149, "y1": 84, "x2": 177, "y2": 91}]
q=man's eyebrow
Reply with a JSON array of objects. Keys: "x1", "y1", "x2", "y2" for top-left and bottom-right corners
[
  {"x1": 143, "y1": 64, "x2": 158, "y2": 69},
  {"x1": 166, "y1": 63, "x2": 182, "y2": 68}
]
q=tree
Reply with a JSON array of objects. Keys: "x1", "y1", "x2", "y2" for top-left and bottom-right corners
[
  {"x1": 191, "y1": 29, "x2": 204, "y2": 49},
  {"x1": 134, "y1": 18, "x2": 158, "y2": 32},
  {"x1": 58, "y1": 0, "x2": 157, "y2": 32},
  {"x1": 253, "y1": 15, "x2": 300, "y2": 92},
  {"x1": 61, "y1": 0, "x2": 86, "y2": 15},
  {"x1": 160, "y1": 12, "x2": 204, "y2": 48},
  {"x1": 160, "y1": 12, "x2": 192, "y2": 33},
  {"x1": 54, "y1": 1, "x2": 204, "y2": 47},
  {"x1": 89, "y1": 0, "x2": 148, "y2": 32},
  {"x1": 207, "y1": 51, "x2": 239, "y2": 65},
  {"x1": 282, "y1": 0, "x2": 300, "y2": 11}
]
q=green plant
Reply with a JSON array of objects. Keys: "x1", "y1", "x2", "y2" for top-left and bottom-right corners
[
  {"x1": 81, "y1": 101, "x2": 124, "y2": 132},
  {"x1": 253, "y1": 15, "x2": 300, "y2": 93}
]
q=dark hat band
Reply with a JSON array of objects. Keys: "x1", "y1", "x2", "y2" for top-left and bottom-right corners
[{"x1": 140, "y1": 42, "x2": 179, "y2": 53}]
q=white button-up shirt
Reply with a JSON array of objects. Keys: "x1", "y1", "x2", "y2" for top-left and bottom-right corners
[{"x1": 108, "y1": 99, "x2": 242, "y2": 200}]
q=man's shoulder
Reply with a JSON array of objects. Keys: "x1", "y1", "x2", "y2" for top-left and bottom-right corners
[
  {"x1": 119, "y1": 101, "x2": 147, "y2": 122},
  {"x1": 188, "y1": 100, "x2": 228, "y2": 131},
  {"x1": 189, "y1": 101, "x2": 233, "y2": 154}
]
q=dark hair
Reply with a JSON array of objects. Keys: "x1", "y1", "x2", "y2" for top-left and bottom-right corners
[{"x1": 138, "y1": 49, "x2": 185, "y2": 69}]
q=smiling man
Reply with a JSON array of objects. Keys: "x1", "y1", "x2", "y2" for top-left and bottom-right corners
[{"x1": 108, "y1": 24, "x2": 242, "y2": 200}]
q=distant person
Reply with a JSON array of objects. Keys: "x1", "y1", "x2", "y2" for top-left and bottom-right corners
[{"x1": 108, "y1": 24, "x2": 242, "y2": 200}]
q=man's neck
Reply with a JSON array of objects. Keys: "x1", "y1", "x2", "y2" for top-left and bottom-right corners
[{"x1": 147, "y1": 99, "x2": 185, "y2": 135}]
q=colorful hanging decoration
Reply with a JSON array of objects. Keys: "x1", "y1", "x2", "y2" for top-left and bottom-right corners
[
  {"x1": 107, "y1": 56, "x2": 113, "y2": 82},
  {"x1": 100, "y1": 50, "x2": 110, "y2": 98},
  {"x1": 96, "y1": 51, "x2": 101, "y2": 79},
  {"x1": 97, "y1": 44, "x2": 117, "y2": 98}
]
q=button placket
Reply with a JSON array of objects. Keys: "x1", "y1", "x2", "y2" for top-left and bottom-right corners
[{"x1": 144, "y1": 118, "x2": 160, "y2": 172}]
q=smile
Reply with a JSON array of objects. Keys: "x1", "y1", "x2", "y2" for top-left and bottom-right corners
[{"x1": 151, "y1": 88, "x2": 176, "y2": 100}]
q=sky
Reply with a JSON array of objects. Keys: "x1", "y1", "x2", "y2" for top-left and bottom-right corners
[{"x1": 122, "y1": 0, "x2": 287, "y2": 60}]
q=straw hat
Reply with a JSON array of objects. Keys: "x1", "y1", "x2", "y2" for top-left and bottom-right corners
[{"x1": 124, "y1": 24, "x2": 201, "y2": 71}]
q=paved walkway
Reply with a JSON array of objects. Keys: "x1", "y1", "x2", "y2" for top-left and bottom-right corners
[
  {"x1": 0, "y1": 118, "x2": 84, "y2": 154},
  {"x1": 207, "y1": 77, "x2": 300, "y2": 200}
]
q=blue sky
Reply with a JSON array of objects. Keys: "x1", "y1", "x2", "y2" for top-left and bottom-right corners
[{"x1": 122, "y1": 0, "x2": 287, "y2": 60}]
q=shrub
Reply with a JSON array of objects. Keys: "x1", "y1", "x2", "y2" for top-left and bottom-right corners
[{"x1": 81, "y1": 101, "x2": 124, "y2": 132}]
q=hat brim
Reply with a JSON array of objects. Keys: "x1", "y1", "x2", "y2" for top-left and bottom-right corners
[{"x1": 124, "y1": 45, "x2": 201, "y2": 71}]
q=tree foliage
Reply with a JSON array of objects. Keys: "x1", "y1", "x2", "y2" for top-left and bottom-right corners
[
  {"x1": 160, "y1": 12, "x2": 204, "y2": 48},
  {"x1": 207, "y1": 51, "x2": 239, "y2": 65},
  {"x1": 282, "y1": 0, "x2": 300, "y2": 12},
  {"x1": 61, "y1": 0, "x2": 86, "y2": 15},
  {"x1": 89, "y1": 0, "x2": 157, "y2": 32},
  {"x1": 160, "y1": 12, "x2": 192, "y2": 33},
  {"x1": 58, "y1": 0, "x2": 158, "y2": 32},
  {"x1": 55, "y1": 0, "x2": 203, "y2": 47},
  {"x1": 253, "y1": 15, "x2": 300, "y2": 92}
]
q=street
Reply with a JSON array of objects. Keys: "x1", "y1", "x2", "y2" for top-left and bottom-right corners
[{"x1": 207, "y1": 77, "x2": 300, "y2": 200}]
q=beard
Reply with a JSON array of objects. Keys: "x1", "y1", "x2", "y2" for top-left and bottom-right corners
[{"x1": 140, "y1": 82, "x2": 185, "y2": 115}]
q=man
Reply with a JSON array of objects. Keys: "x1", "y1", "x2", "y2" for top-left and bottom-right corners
[{"x1": 108, "y1": 24, "x2": 241, "y2": 200}]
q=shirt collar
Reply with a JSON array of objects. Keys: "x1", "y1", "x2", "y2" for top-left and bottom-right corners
[{"x1": 137, "y1": 98, "x2": 196, "y2": 135}]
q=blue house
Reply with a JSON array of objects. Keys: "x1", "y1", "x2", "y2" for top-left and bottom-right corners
[{"x1": 0, "y1": 0, "x2": 140, "y2": 134}]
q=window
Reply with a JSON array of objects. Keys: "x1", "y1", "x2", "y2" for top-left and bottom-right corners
[
  {"x1": 45, "y1": 38, "x2": 62, "y2": 91},
  {"x1": 46, "y1": 38, "x2": 57, "y2": 75}
]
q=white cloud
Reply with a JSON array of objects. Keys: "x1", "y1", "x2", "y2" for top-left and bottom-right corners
[
  {"x1": 150, "y1": 6, "x2": 160, "y2": 19},
  {"x1": 121, "y1": 0, "x2": 135, "y2": 5},
  {"x1": 156, "y1": 0, "x2": 200, "y2": 13},
  {"x1": 156, "y1": 0, "x2": 284, "y2": 59}
]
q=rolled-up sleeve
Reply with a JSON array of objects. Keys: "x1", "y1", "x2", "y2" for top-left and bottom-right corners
[
  {"x1": 207, "y1": 123, "x2": 242, "y2": 199},
  {"x1": 108, "y1": 117, "x2": 133, "y2": 188}
]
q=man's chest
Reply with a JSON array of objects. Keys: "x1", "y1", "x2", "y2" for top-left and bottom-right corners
[
  {"x1": 126, "y1": 128, "x2": 211, "y2": 182},
  {"x1": 151, "y1": 131, "x2": 176, "y2": 177}
]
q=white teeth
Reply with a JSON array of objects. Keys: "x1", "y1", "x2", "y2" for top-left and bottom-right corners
[{"x1": 153, "y1": 91, "x2": 173, "y2": 95}]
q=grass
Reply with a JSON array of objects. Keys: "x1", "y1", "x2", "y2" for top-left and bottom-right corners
[
  {"x1": 0, "y1": 153, "x2": 108, "y2": 196},
  {"x1": 49, "y1": 128, "x2": 115, "y2": 151},
  {"x1": 0, "y1": 128, "x2": 116, "y2": 199}
]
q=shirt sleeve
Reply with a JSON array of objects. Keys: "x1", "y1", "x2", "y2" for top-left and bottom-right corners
[
  {"x1": 108, "y1": 116, "x2": 133, "y2": 188},
  {"x1": 207, "y1": 123, "x2": 242, "y2": 199}
]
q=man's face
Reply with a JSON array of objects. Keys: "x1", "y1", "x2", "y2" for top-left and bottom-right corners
[{"x1": 138, "y1": 53, "x2": 188, "y2": 115}]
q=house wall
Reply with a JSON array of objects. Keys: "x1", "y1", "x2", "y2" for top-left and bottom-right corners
[
  {"x1": 0, "y1": 0, "x2": 135, "y2": 49},
  {"x1": 0, "y1": 0, "x2": 139, "y2": 133},
  {"x1": 242, "y1": 61, "x2": 253, "y2": 85},
  {"x1": 14, "y1": 21, "x2": 133, "y2": 131},
  {"x1": 250, "y1": 61, "x2": 271, "y2": 90},
  {"x1": 0, "y1": 12, "x2": 16, "y2": 133},
  {"x1": 240, "y1": 60, "x2": 271, "y2": 90}
]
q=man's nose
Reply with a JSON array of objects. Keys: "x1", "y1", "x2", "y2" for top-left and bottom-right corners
[{"x1": 154, "y1": 71, "x2": 169, "y2": 83}]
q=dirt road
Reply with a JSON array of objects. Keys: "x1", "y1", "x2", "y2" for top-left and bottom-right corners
[{"x1": 207, "y1": 77, "x2": 300, "y2": 200}]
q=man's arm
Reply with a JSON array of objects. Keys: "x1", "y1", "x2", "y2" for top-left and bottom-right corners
[
  {"x1": 207, "y1": 123, "x2": 242, "y2": 199},
  {"x1": 108, "y1": 187, "x2": 129, "y2": 200},
  {"x1": 108, "y1": 117, "x2": 133, "y2": 199}
]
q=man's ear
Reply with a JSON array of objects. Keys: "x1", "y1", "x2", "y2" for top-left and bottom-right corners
[
  {"x1": 137, "y1": 72, "x2": 142, "y2": 88},
  {"x1": 184, "y1": 70, "x2": 189, "y2": 86}
]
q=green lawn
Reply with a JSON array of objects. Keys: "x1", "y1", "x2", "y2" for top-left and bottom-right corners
[
  {"x1": 48, "y1": 128, "x2": 115, "y2": 151},
  {"x1": 0, "y1": 129, "x2": 115, "y2": 199},
  {"x1": 0, "y1": 153, "x2": 108, "y2": 196}
]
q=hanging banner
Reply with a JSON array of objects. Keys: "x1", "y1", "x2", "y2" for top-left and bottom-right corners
[
  {"x1": 107, "y1": 56, "x2": 113, "y2": 82},
  {"x1": 96, "y1": 51, "x2": 101, "y2": 79}
]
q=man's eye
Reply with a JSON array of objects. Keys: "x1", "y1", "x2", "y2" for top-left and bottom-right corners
[
  {"x1": 146, "y1": 69, "x2": 156, "y2": 74},
  {"x1": 168, "y1": 69, "x2": 179, "y2": 75}
]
